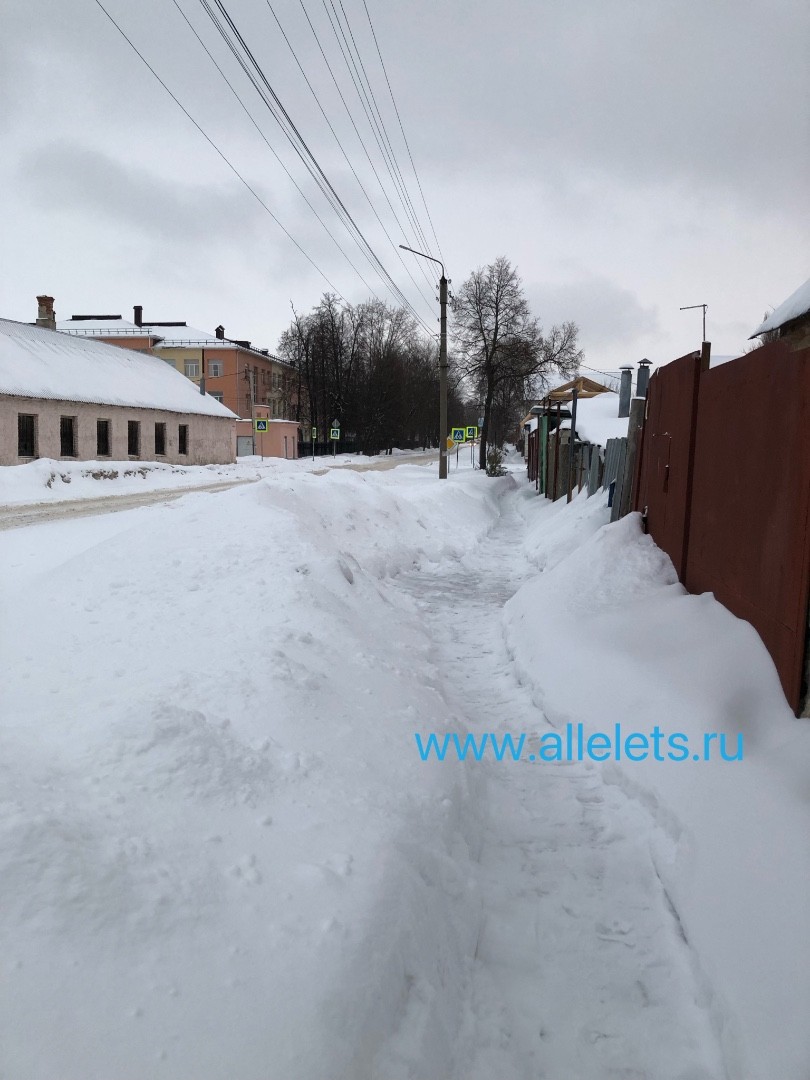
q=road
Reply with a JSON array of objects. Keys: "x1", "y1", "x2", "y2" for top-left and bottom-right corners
[{"x1": 0, "y1": 478, "x2": 257, "y2": 531}]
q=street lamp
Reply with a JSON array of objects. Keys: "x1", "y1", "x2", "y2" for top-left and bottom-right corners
[{"x1": 399, "y1": 244, "x2": 448, "y2": 480}]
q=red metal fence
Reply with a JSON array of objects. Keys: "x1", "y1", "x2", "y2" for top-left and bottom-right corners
[{"x1": 635, "y1": 339, "x2": 810, "y2": 713}]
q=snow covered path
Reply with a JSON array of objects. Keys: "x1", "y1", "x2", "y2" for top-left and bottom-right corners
[
  {"x1": 392, "y1": 492, "x2": 727, "y2": 1080},
  {"x1": 2, "y1": 462, "x2": 805, "y2": 1078}
]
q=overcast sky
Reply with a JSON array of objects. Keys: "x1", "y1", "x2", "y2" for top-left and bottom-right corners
[{"x1": 2, "y1": 0, "x2": 808, "y2": 373}]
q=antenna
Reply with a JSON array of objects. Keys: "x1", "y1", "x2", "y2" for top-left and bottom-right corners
[{"x1": 679, "y1": 303, "x2": 708, "y2": 342}]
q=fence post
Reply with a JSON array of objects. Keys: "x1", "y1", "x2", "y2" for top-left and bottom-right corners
[
  {"x1": 618, "y1": 398, "x2": 646, "y2": 518},
  {"x1": 680, "y1": 342, "x2": 711, "y2": 576}
]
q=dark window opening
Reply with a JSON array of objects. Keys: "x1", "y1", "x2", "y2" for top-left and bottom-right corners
[
  {"x1": 18, "y1": 414, "x2": 36, "y2": 457},
  {"x1": 178, "y1": 424, "x2": 189, "y2": 455},
  {"x1": 155, "y1": 422, "x2": 166, "y2": 456},
  {"x1": 128, "y1": 420, "x2": 140, "y2": 457},
  {"x1": 97, "y1": 419, "x2": 111, "y2": 457},
  {"x1": 60, "y1": 416, "x2": 77, "y2": 457}
]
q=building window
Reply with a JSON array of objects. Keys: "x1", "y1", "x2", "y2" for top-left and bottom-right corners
[
  {"x1": 18, "y1": 414, "x2": 37, "y2": 458},
  {"x1": 128, "y1": 420, "x2": 140, "y2": 456},
  {"x1": 155, "y1": 422, "x2": 166, "y2": 456},
  {"x1": 97, "y1": 419, "x2": 111, "y2": 457},
  {"x1": 178, "y1": 424, "x2": 189, "y2": 455},
  {"x1": 209, "y1": 361, "x2": 223, "y2": 377},
  {"x1": 210, "y1": 392, "x2": 224, "y2": 403},
  {"x1": 60, "y1": 416, "x2": 77, "y2": 457},
  {"x1": 184, "y1": 361, "x2": 200, "y2": 378}
]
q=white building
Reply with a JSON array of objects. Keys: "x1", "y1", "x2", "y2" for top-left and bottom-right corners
[{"x1": 0, "y1": 315, "x2": 237, "y2": 467}]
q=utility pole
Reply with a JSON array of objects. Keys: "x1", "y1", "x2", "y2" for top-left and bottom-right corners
[
  {"x1": 567, "y1": 385, "x2": 578, "y2": 503},
  {"x1": 399, "y1": 244, "x2": 448, "y2": 480},
  {"x1": 248, "y1": 367, "x2": 256, "y2": 455},
  {"x1": 438, "y1": 273, "x2": 448, "y2": 479}
]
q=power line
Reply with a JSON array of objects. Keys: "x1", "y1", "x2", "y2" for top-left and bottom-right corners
[
  {"x1": 297, "y1": 0, "x2": 438, "y2": 295},
  {"x1": 200, "y1": 0, "x2": 433, "y2": 333},
  {"x1": 332, "y1": 0, "x2": 434, "y2": 261},
  {"x1": 360, "y1": 0, "x2": 444, "y2": 264},
  {"x1": 262, "y1": 0, "x2": 437, "y2": 316},
  {"x1": 91, "y1": 0, "x2": 346, "y2": 299},
  {"x1": 314, "y1": 0, "x2": 438, "y2": 294},
  {"x1": 167, "y1": 0, "x2": 384, "y2": 305}
]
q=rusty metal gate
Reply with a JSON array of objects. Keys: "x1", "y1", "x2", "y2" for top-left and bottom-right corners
[{"x1": 635, "y1": 339, "x2": 810, "y2": 713}]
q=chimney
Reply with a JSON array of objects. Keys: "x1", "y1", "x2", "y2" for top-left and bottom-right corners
[
  {"x1": 215, "y1": 325, "x2": 225, "y2": 340},
  {"x1": 133, "y1": 305, "x2": 143, "y2": 327},
  {"x1": 636, "y1": 358, "x2": 652, "y2": 399},
  {"x1": 36, "y1": 295, "x2": 56, "y2": 331},
  {"x1": 618, "y1": 364, "x2": 634, "y2": 417}
]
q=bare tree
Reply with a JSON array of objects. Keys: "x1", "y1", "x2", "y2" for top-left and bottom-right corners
[
  {"x1": 452, "y1": 257, "x2": 582, "y2": 469},
  {"x1": 278, "y1": 295, "x2": 460, "y2": 456}
]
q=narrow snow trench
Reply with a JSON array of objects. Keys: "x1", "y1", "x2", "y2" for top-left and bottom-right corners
[{"x1": 391, "y1": 493, "x2": 727, "y2": 1080}]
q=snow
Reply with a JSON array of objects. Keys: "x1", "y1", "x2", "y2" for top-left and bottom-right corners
[
  {"x1": 708, "y1": 353, "x2": 739, "y2": 367},
  {"x1": 750, "y1": 274, "x2": 810, "y2": 336},
  {"x1": 0, "y1": 319, "x2": 236, "y2": 417},
  {"x1": 557, "y1": 390, "x2": 630, "y2": 446},
  {"x1": 56, "y1": 318, "x2": 153, "y2": 336},
  {"x1": 0, "y1": 451, "x2": 441, "y2": 506},
  {"x1": 0, "y1": 454, "x2": 807, "y2": 1078},
  {"x1": 504, "y1": 487, "x2": 810, "y2": 1080}
]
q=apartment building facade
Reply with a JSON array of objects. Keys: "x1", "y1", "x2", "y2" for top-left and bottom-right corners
[{"x1": 58, "y1": 303, "x2": 298, "y2": 422}]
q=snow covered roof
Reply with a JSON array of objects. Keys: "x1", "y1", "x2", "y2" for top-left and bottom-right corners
[
  {"x1": 0, "y1": 319, "x2": 237, "y2": 417},
  {"x1": 750, "y1": 276, "x2": 810, "y2": 337},
  {"x1": 141, "y1": 322, "x2": 288, "y2": 365},
  {"x1": 140, "y1": 322, "x2": 234, "y2": 349},
  {"x1": 558, "y1": 391, "x2": 629, "y2": 447},
  {"x1": 56, "y1": 317, "x2": 159, "y2": 337},
  {"x1": 59, "y1": 314, "x2": 289, "y2": 365}
]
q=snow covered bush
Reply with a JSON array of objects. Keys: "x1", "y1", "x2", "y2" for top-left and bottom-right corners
[{"x1": 485, "y1": 445, "x2": 507, "y2": 476}]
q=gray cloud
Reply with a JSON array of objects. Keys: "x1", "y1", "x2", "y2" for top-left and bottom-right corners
[
  {"x1": 2, "y1": 0, "x2": 808, "y2": 368},
  {"x1": 389, "y1": 0, "x2": 810, "y2": 213},
  {"x1": 18, "y1": 142, "x2": 266, "y2": 246},
  {"x1": 527, "y1": 275, "x2": 660, "y2": 352}
]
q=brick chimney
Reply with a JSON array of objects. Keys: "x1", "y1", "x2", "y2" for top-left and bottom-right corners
[
  {"x1": 133, "y1": 305, "x2": 143, "y2": 327},
  {"x1": 215, "y1": 325, "x2": 225, "y2": 340},
  {"x1": 36, "y1": 295, "x2": 56, "y2": 331}
]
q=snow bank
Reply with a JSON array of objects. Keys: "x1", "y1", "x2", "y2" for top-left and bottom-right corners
[
  {"x1": 0, "y1": 466, "x2": 509, "y2": 1079},
  {"x1": 504, "y1": 489, "x2": 810, "y2": 1080},
  {"x1": 0, "y1": 457, "x2": 250, "y2": 504},
  {"x1": 0, "y1": 451, "x2": 442, "y2": 506}
]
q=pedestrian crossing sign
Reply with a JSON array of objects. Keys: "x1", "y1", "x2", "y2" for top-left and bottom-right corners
[
  {"x1": 254, "y1": 419, "x2": 268, "y2": 432},
  {"x1": 330, "y1": 428, "x2": 340, "y2": 440},
  {"x1": 466, "y1": 425, "x2": 478, "y2": 439},
  {"x1": 451, "y1": 427, "x2": 465, "y2": 442}
]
